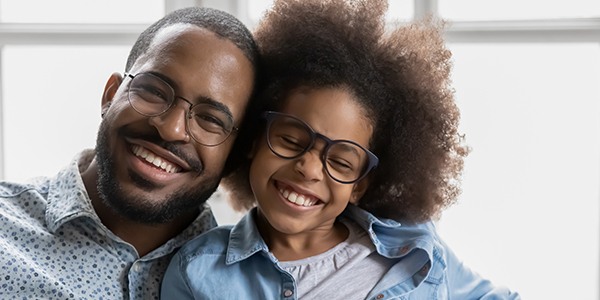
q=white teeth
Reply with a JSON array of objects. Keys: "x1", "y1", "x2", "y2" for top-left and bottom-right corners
[
  {"x1": 279, "y1": 188, "x2": 318, "y2": 207},
  {"x1": 288, "y1": 192, "x2": 298, "y2": 203},
  {"x1": 131, "y1": 145, "x2": 181, "y2": 173},
  {"x1": 295, "y1": 195, "x2": 306, "y2": 206}
]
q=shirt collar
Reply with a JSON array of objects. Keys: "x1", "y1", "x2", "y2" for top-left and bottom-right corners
[
  {"x1": 45, "y1": 150, "x2": 98, "y2": 233},
  {"x1": 226, "y1": 208, "x2": 270, "y2": 264},
  {"x1": 225, "y1": 205, "x2": 439, "y2": 265},
  {"x1": 341, "y1": 204, "x2": 436, "y2": 259},
  {"x1": 44, "y1": 150, "x2": 218, "y2": 255}
]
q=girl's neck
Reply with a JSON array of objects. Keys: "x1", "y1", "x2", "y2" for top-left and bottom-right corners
[{"x1": 257, "y1": 217, "x2": 349, "y2": 262}]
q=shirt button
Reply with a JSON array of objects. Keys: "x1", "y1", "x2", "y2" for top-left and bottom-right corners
[
  {"x1": 132, "y1": 262, "x2": 142, "y2": 272},
  {"x1": 399, "y1": 246, "x2": 410, "y2": 254},
  {"x1": 419, "y1": 263, "x2": 430, "y2": 276},
  {"x1": 376, "y1": 294, "x2": 385, "y2": 299},
  {"x1": 283, "y1": 289, "x2": 294, "y2": 297}
]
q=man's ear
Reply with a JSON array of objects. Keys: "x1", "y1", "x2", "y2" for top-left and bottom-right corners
[
  {"x1": 349, "y1": 177, "x2": 370, "y2": 205},
  {"x1": 101, "y1": 72, "x2": 123, "y2": 116}
]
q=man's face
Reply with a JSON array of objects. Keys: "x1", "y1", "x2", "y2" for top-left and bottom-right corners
[{"x1": 96, "y1": 25, "x2": 254, "y2": 224}]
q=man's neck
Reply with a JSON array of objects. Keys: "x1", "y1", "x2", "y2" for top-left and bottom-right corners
[{"x1": 90, "y1": 197, "x2": 198, "y2": 257}]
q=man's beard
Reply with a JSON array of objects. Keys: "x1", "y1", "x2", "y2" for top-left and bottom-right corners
[{"x1": 94, "y1": 120, "x2": 219, "y2": 224}]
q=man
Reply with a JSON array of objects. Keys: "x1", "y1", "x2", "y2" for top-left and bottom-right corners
[{"x1": 0, "y1": 7, "x2": 258, "y2": 299}]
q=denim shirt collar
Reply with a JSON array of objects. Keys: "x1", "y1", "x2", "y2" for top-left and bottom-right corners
[
  {"x1": 225, "y1": 205, "x2": 439, "y2": 265},
  {"x1": 340, "y1": 204, "x2": 436, "y2": 259},
  {"x1": 226, "y1": 208, "x2": 272, "y2": 264}
]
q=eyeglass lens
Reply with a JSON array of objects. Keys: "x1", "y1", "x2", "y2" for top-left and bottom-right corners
[
  {"x1": 127, "y1": 73, "x2": 235, "y2": 146},
  {"x1": 266, "y1": 113, "x2": 372, "y2": 183}
]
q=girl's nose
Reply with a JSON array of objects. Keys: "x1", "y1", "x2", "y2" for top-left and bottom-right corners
[{"x1": 294, "y1": 149, "x2": 325, "y2": 182}]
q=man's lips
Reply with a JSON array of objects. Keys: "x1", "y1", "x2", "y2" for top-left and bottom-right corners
[
  {"x1": 124, "y1": 136, "x2": 203, "y2": 174},
  {"x1": 131, "y1": 144, "x2": 182, "y2": 173}
]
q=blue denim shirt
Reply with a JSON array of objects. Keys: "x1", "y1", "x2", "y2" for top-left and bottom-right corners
[{"x1": 161, "y1": 205, "x2": 520, "y2": 299}]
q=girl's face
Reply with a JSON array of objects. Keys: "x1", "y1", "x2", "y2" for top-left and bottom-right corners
[{"x1": 249, "y1": 86, "x2": 373, "y2": 237}]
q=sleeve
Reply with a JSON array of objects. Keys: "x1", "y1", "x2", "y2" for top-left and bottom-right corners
[
  {"x1": 160, "y1": 252, "x2": 196, "y2": 300},
  {"x1": 438, "y1": 234, "x2": 521, "y2": 300}
]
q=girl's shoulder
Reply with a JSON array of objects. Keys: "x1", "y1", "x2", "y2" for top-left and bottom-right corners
[{"x1": 177, "y1": 225, "x2": 234, "y2": 260}]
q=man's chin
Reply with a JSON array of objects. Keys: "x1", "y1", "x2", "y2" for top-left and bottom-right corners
[{"x1": 99, "y1": 180, "x2": 218, "y2": 224}]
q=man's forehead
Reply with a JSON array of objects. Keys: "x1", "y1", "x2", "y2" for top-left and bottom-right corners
[
  {"x1": 132, "y1": 24, "x2": 217, "y2": 72},
  {"x1": 150, "y1": 23, "x2": 198, "y2": 49}
]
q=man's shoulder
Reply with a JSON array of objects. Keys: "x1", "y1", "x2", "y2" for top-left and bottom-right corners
[{"x1": 0, "y1": 177, "x2": 49, "y2": 199}]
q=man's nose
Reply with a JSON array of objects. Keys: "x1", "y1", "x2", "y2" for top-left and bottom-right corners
[{"x1": 148, "y1": 99, "x2": 191, "y2": 143}]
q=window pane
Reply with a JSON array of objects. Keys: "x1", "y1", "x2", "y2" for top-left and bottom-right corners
[
  {"x1": 247, "y1": 0, "x2": 273, "y2": 22},
  {"x1": 386, "y1": 0, "x2": 413, "y2": 22},
  {"x1": 247, "y1": 0, "x2": 413, "y2": 24},
  {"x1": 440, "y1": 0, "x2": 600, "y2": 21},
  {"x1": 0, "y1": 0, "x2": 164, "y2": 23},
  {"x1": 1, "y1": 46, "x2": 130, "y2": 181},
  {"x1": 437, "y1": 43, "x2": 600, "y2": 300}
]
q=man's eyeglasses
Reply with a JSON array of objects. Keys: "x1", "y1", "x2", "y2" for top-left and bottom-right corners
[
  {"x1": 125, "y1": 72, "x2": 238, "y2": 146},
  {"x1": 262, "y1": 111, "x2": 378, "y2": 184}
]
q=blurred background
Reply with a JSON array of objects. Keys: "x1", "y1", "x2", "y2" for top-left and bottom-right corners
[{"x1": 0, "y1": 0, "x2": 598, "y2": 299}]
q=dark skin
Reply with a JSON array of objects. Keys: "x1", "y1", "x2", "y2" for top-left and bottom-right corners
[
  {"x1": 84, "y1": 176, "x2": 196, "y2": 255},
  {"x1": 81, "y1": 26, "x2": 254, "y2": 256}
]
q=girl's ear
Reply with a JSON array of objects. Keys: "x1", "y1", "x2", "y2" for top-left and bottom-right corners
[
  {"x1": 101, "y1": 72, "x2": 123, "y2": 116},
  {"x1": 349, "y1": 177, "x2": 369, "y2": 205}
]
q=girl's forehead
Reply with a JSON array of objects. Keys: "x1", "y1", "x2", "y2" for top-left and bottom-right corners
[{"x1": 280, "y1": 87, "x2": 373, "y2": 144}]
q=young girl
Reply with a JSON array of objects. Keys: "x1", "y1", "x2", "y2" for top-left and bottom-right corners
[{"x1": 161, "y1": 0, "x2": 520, "y2": 299}]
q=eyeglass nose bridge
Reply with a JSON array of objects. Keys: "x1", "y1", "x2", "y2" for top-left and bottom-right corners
[
  {"x1": 294, "y1": 132, "x2": 340, "y2": 171},
  {"x1": 150, "y1": 96, "x2": 195, "y2": 141},
  {"x1": 167, "y1": 96, "x2": 194, "y2": 116},
  {"x1": 309, "y1": 133, "x2": 335, "y2": 161}
]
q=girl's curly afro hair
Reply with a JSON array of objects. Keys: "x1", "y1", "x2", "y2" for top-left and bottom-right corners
[{"x1": 222, "y1": 0, "x2": 469, "y2": 223}]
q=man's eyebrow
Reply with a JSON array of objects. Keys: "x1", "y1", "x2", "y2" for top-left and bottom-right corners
[
  {"x1": 146, "y1": 71, "x2": 173, "y2": 85},
  {"x1": 195, "y1": 97, "x2": 234, "y2": 120}
]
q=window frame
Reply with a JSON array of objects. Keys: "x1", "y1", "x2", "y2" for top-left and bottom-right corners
[{"x1": 0, "y1": 2, "x2": 598, "y2": 298}]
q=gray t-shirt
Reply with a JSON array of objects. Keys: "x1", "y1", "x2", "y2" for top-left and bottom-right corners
[{"x1": 278, "y1": 219, "x2": 396, "y2": 299}]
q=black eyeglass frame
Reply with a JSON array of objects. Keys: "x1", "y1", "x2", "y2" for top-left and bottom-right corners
[
  {"x1": 124, "y1": 72, "x2": 238, "y2": 147},
  {"x1": 262, "y1": 111, "x2": 379, "y2": 184}
]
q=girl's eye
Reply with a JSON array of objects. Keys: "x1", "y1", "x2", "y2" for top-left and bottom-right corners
[
  {"x1": 280, "y1": 135, "x2": 305, "y2": 150},
  {"x1": 327, "y1": 158, "x2": 354, "y2": 173}
]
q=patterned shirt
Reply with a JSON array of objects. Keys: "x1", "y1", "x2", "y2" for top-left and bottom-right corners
[{"x1": 0, "y1": 150, "x2": 217, "y2": 300}]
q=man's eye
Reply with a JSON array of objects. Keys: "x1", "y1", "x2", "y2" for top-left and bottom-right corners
[
  {"x1": 136, "y1": 84, "x2": 170, "y2": 103},
  {"x1": 194, "y1": 113, "x2": 228, "y2": 133},
  {"x1": 197, "y1": 114, "x2": 224, "y2": 126}
]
